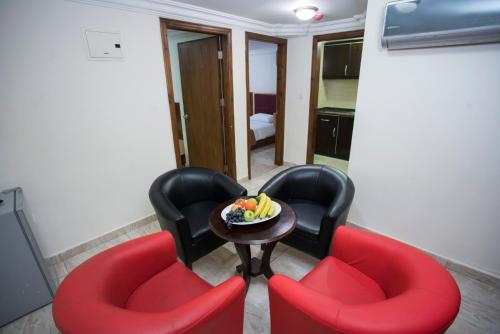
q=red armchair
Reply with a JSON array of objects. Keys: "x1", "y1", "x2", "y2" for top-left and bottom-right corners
[
  {"x1": 53, "y1": 231, "x2": 245, "y2": 334},
  {"x1": 269, "y1": 226, "x2": 461, "y2": 334}
]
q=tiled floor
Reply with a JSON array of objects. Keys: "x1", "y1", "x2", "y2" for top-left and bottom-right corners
[
  {"x1": 314, "y1": 154, "x2": 349, "y2": 173},
  {"x1": 1, "y1": 163, "x2": 500, "y2": 333},
  {"x1": 251, "y1": 144, "x2": 278, "y2": 178}
]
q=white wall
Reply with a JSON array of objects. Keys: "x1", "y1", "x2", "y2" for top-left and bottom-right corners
[
  {"x1": 0, "y1": 0, "x2": 248, "y2": 257},
  {"x1": 249, "y1": 49, "x2": 277, "y2": 94},
  {"x1": 283, "y1": 36, "x2": 313, "y2": 165},
  {"x1": 348, "y1": 0, "x2": 500, "y2": 277},
  {"x1": 232, "y1": 29, "x2": 249, "y2": 180},
  {"x1": 0, "y1": 0, "x2": 175, "y2": 257}
]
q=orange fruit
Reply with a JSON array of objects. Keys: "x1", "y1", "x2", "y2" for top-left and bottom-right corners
[{"x1": 245, "y1": 200, "x2": 257, "y2": 211}]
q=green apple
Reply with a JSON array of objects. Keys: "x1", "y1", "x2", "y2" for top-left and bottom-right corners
[
  {"x1": 256, "y1": 193, "x2": 263, "y2": 204},
  {"x1": 247, "y1": 198, "x2": 257, "y2": 205},
  {"x1": 244, "y1": 210, "x2": 255, "y2": 222}
]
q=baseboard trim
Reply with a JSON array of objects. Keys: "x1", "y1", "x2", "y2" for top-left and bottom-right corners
[
  {"x1": 45, "y1": 214, "x2": 157, "y2": 265},
  {"x1": 347, "y1": 222, "x2": 500, "y2": 288},
  {"x1": 45, "y1": 216, "x2": 499, "y2": 289}
]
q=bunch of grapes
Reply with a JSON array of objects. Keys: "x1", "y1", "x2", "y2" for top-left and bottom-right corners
[{"x1": 225, "y1": 208, "x2": 244, "y2": 229}]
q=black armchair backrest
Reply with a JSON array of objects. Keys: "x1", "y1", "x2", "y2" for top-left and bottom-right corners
[
  {"x1": 149, "y1": 167, "x2": 246, "y2": 267},
  {"x1": 260, "y1": 165, "x2": 354, "y2": 208},
  {"x1": 150, "y1": 167, "x2": 236, "y2": 210}
]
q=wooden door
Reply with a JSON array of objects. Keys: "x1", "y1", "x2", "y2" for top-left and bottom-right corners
[
  {"x1": 178, "y1": 37, "x2": 225, "y2": 173},
  {"x1": 334, "y1": 116, "x2": 354, "y2": 160},
  {"x1": 348, "y1": 42, "x2": 363, "y2": 78},
  {"x1": 322, "y1": 44, "x2": 350, "y2": 79},
  {"x1": 315, "y1": 114, "x2": 337, "y2": 157}
]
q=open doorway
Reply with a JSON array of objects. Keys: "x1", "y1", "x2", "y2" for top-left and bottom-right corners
[
  {"x1": 245, "y1": 32, "x2": 287, "y2": 179},
  {"x1": 160, "y1": 19, "x2": 236, "y2": 178},
  {"x1": 306, "y1": 30, "x2": 364, "y2": 174}
]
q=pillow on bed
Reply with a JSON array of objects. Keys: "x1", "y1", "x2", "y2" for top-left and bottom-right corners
[{"x1": 251, "y1": 113, "x2": 274, "y2": 123}]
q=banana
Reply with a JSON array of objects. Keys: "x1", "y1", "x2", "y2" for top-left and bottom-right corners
[
  {"x1": 258, "y1": 198, "x2": 268, "y2": 218},
  {"x1": 267, "y1": 201, "x2": 275, "y2": 216},
  {"x1": 260, "y1": 197, "x2": 272, "y2": 218},
  {"x1": 255, "y1": 193, "x2": 267, "y2": 216}
]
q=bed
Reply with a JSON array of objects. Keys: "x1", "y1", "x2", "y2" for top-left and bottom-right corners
[{"x1": 249, "y1": 93, "x2": 276, "y2": 149}]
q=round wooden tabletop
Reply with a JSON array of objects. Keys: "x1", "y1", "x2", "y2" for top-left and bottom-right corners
[{"x1": 209, "y1": 198, "x2": 297, "y2": 245}]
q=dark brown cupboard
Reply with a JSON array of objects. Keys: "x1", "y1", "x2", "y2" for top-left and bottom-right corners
[
  {"x1": 315, "y1": 115, "x2": 337, "y2": 157},
  {"x1": 335, "y1": 116, "x2": 354, "y2": 160},
  {"x1": 315, "y1": 112, "x2": 354, "y2": 160},
  {"x1": 322, "y1": 41, "x2": 363, "y2": 79}
]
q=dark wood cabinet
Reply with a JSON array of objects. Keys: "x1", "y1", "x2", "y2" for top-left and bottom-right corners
[
  {"x1": 322, "y1": 44, "x2": 350, "y2": 79},
  {"x1": 315, "y1": 115, "x2": 337, "y2": 157},
  {"x1": 335, "y1": 116, "x2": 354, "y2": 160},
  {"x1": 322, "y1": 41, "x2": 363, "y2": 79},
  {"x1": 347, "y1": 42, "x2": 363, "y2": 78},
  {"x1": 315, "y1": 112, "x2": 354, "y2": 160}
]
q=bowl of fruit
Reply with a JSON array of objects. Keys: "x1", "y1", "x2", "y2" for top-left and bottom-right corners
[{"x1": 221, "y1": 193, "x2": 281, "y2": 228}]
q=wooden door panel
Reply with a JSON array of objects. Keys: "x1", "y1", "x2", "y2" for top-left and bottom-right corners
[
  {"x1": 315, "y1": 115, "x2": 337, "y2": 157},
  {"x1": 322, "y1": 44, "x2": 350, "y2": 79},
  {"x1": 334, "y1": 116, "x2": 354, "y2": 160},
  {"x1": 178, "y1": 37, "x2": 225, "y2": 173},
  {"x1": 348, "y1": 42, "x2": 363, "y2": 78}
]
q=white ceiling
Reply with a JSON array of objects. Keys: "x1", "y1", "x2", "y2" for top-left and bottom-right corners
[{"x1": 173, "y1": 0, "x2": 368, "y2": 24}]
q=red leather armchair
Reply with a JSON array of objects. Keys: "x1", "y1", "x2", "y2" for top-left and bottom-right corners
[
  {"x1": 269, "y1": 226, "x2": 461, "y2": 334},
  {"x1": 53, "y1": 231, "x2": 245, "y2": 334}
]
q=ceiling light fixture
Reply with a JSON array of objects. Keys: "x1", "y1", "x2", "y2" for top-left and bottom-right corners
[
  {"x1": 394, "y1": 1, "x2": 419, "y2": 14},
  {"x1": 294, "y1": 6, "x2": 319, "y2": 21}
]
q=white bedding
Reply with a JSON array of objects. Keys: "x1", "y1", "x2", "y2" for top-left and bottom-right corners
[
  {"x1": 250, "y1": 114, "x2": 275, "y2": 141},
  {"x1": 251, "y1": 113, "x2": 274, "y2": 124}
]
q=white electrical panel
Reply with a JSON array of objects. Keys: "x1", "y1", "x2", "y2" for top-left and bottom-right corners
[{"x1": 85, "y1": 30, "x2": 123, "y2": 59}]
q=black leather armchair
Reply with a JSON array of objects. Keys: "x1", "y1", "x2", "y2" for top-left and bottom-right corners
[
  {"x1": 149, "y1": 167, "x2": 247, "y2": 268},
  {"x1": 259, "y1": 165, "x2": 354, "y2": 259}
]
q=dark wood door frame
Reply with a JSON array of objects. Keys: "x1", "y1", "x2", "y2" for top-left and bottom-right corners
[
  {"x1": 245, "y1": 32, "x2": 287, "y2": 179},
  {"x1": 305, "y1": 29, "x2": 364, "y2": 164},
  {"x1": 159, "y1": 18, "x2": 237, "y2": 179}
]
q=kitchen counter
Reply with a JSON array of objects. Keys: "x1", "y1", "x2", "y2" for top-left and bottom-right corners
[{"x1": 317, "y1": 107, "x2": 355, "y2": 117}]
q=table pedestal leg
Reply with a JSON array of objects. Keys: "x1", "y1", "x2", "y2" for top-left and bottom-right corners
[
  {"x1": 235, "y1": 243, "x2": 251, "y2": 290},
  {"x1": 261, "y1": 241, "x2": 277, "y2": 279},
  {"x1": 235, "y1": 241, "x2": 278, "y2": 288}
]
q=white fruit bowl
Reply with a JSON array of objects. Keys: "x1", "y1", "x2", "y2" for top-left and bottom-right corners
[{"x1": 220, "y1": 201, "x2": 282, "y2": 226}]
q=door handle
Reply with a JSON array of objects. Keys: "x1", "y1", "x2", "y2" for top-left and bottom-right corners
[
  {"x1": 319, "y1": 118, "x2": 330, "y2": 122},
  {"x1": 332, "y1": 127, "x2": 336, "y2": 137},
  {"x1": 344, "y1": 65, "x2": 347, "y2": 77},
  {"x1": 183, "y1": 113, "x2": 188, "y2": 120}
]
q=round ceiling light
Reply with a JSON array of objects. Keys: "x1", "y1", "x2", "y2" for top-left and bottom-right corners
[
  {"x1": 294, "y1": 6, "x2": 319, "y2": 21},
  {"x1": 394, "y1": 1, "x2": 419, "y2": 14}
]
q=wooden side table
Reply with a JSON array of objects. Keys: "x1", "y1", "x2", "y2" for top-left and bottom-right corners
[{"x1": 209, "y1": 198, "x2": 297, "y2": 289}]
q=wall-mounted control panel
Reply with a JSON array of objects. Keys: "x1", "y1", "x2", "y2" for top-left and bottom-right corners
[{"x1": 85, "y1": 30, "x2": 123, "y2": 59}]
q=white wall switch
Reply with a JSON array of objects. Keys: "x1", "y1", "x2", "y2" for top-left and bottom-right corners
[{"x1": 85, "y1": 30, "x2": 123, "y2": 59}]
